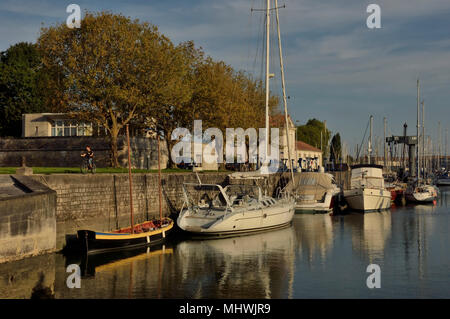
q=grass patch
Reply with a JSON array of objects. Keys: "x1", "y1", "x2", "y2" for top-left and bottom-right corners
[{"x1": 0, "y1": 167, "x2": 16, "y2": 174}]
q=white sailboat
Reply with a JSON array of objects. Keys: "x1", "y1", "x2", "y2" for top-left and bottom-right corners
[
  {"x1": 344, "y1": 116, "x2": 391, "y2": 211},
  {"x1": 405, "y1": 80, "x2": 438, "y2": 204},
  {"x1": 177, "y1": 183, "x2": 294, "y2": 236},
  {"x1": 177, "y1": 0, "x2": 295, "y2": 235},
  {"x1": 405, "y1": 183, "x2": 437, "y2": 203}
]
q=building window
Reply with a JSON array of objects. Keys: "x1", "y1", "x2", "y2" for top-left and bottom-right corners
[{"x1": 51, "y1": 120, "x2": 92, "y2": 137}]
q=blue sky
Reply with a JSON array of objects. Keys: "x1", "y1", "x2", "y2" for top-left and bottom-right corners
[{"x1": 1, "y1": 0, "x2": 449, "y2": 154}]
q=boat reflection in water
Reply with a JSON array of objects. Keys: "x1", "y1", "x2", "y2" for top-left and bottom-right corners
[
  {"x1": 347, "y1": 211, "x2": 392, "y2": 261},
  {"x1": 73, "y1": 244, "x2": 173, "y2": 278},
  {"x1": 437, "y1": 186, "x2": 450, "y2": 206},
  {"x1": 174, "y1": 225, "x2": 296, "y2": 298},
  {"x1": 292, "y1": 214, "x2": 333, "y2": 263},
  {"x1": 61, "y1": 244, "x2": 173, "y2": 299},
  {"x1": 60, "y1": 225, "x2": 296, "y2": 299}
]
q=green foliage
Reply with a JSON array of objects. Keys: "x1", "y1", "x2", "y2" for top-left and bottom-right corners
[
  {"x1": 296, "y1": 119, "x2": 331, "y2": 155},
  {"x1": 0, "y1": 167, "x2": 16, "y2": 174},
  {"x1": 185, "y1": 57, "x2": 277, "y2": 131},
  {"x1": 330, "y1": 133, "x2": 342, "y2": 161},
  {"x1": 0, "y1": 42, "x2": 49, "y2": 137}
]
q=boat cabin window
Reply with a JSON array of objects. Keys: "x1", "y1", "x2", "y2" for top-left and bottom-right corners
[
  {"x1": 184, "y1": 184, "x2": 228, "y2": 209},
  {"x1": 262, "y1": 200, "x2": 273, "y2": 207},
  {"x1": 225, "y1": 185, "x2": 260, "y2": 203},
  {"x1": 298, "y1": 177, "x2": 317, "y2": 186}
]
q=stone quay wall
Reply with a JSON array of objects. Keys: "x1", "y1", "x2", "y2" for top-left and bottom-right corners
[
  {"x1": 0, "y1": 136, "x2": 169, "y2": 170},
  {"x1": 0, "y1": 176, "x2": 57, "y2": 264}
]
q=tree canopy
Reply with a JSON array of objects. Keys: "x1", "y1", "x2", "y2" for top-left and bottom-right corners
[
  {"x1": 0, "y1": 42, "x2": 49, "y2": 137},
  {"x1": 296, "y1": 119, "x2": 331, "y2": 157},
  {"x1": 330, "y1": 133, "x2": 342, "y2": 162}
]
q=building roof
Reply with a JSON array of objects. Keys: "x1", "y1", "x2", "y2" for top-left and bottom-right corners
[{"x1": 296, "y1": 140, "x2": 322, "y2": 153}]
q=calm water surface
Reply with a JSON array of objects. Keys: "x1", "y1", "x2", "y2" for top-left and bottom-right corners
[{"x1": 2, "y1": 187, "x2": 449, "y2": 299}]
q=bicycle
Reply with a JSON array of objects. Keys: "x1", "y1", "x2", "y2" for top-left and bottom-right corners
[{"x1": 80, "y1": 157, "x2": 96, "y2": 174}]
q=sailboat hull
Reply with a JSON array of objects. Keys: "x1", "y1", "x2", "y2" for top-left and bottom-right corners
[
  {"x1": 405, "y1": 192, "x2": 436, "y2": 203},
  {"x1": 177, "y1": 201, "x2": 294, "y2": 236},
  {"x1": 77, "y1": 219, "x2": 174, "y2": 255},
  {"x1": 405, "y1": 193, "x2": 435, "y2": 203},
  {"x1": 405, "y1": 185, "x2": 438, "y2": 204}
]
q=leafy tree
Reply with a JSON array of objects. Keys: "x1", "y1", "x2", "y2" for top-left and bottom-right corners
[
  {"x1": 38, "y1": 11, "x2": 180, "y2": 167},
  {"x1": 330, "y1": 133, "x2": 342, "y2": 162},
  {"x1": 0, "y1": 42, "x2": 49, "y2": 137},
  {"x1": 186, "y1": 58, "x2": 277, "y2": 131},
  {"x1": 139, "y1": 40, "x2": 204, "y2": 167},
  {"x1": 296, "y1": 119, "x2": 331, "y2": 156},
  {"x1": 181, "y1": 58, "x2": 278, "y2": 166}
]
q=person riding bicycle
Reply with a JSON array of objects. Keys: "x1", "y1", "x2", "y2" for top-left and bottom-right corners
[{"x1": 81, "y1": 145, "x2": 94, "y2": 169}]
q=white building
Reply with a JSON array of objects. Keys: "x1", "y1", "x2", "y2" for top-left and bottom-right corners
[
  {"x1": 22, "y1": 113, "x2": 95, "y2": 137},
  {"x1": 270, "y1": 114, "x2": 297, "y2": 169},
  {"x1": 270, "y1": 114, "x2": 323, "y2": 170},
  {"x1": 296, "y1": 140, "x2": 323, "y2": 171}
]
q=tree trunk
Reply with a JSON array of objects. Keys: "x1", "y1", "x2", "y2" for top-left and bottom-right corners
[
  {"x1": 166, "y1": 135, "x2": 176, "y2": 169},
  {"x1": 110, "y1": 125, "x2": 120, "y2": 168}
]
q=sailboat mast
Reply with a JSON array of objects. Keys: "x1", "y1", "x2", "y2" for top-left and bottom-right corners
[
  {"x1": 417, "y1": 79, "x2": 420, "y2": 181},
  {"x1": 446, "y1": 128, "x2": 448, "y2": 171},
  {"x1": 422, "y1": 100, "x2": 425, "y2": 179},
  {"x1": 274, "y1": 0, "x2": 295, "y2": 183},
  {"x1": 157, "y1": 136, "x2": 163, "y2": 221},
  {"x1": 384, "y1": 117, "x2": 387, "y2": 169},
  {"x1": 265, "y1": 0, "x2": 270, "y2": 154},
  {"x1": 368, "y1": 115, "x2": 373, "y2": 164},
  {"x1": 438, "y1": 121, "x2": 441, "y2": 171},
  {"x1": 126, "y1": 124, "x2": 134, "y2": 234}
]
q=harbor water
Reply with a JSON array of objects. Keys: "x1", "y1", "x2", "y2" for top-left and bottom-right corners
[{"x1": 1, "y1": 187, "x2": 449, "y2": 299}]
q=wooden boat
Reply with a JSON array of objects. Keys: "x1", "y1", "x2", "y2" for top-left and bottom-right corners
[{"x1": 77, "y1": 218, "x2": 174, "y2": 255}]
